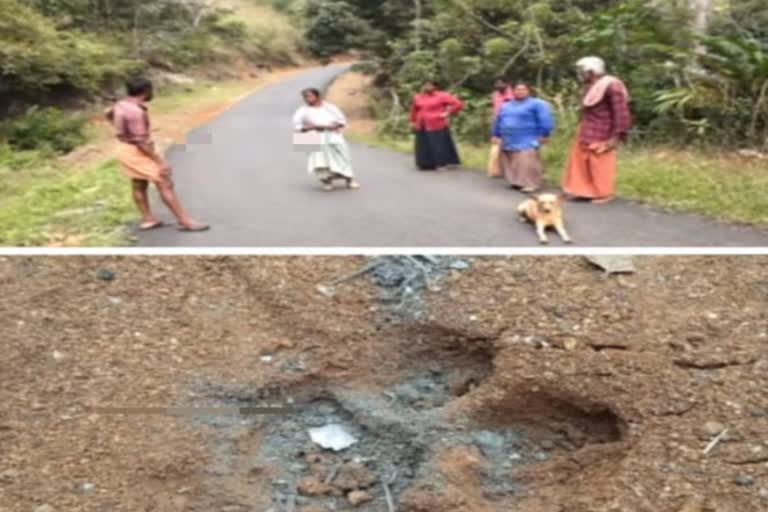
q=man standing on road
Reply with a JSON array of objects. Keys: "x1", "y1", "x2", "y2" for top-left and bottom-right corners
[
  {"x1": 107, "y1": 78, "x2": 209, "y2": 232},
  {"x1": 562, "y1": 57, "x2": 633, "y2": 204}
]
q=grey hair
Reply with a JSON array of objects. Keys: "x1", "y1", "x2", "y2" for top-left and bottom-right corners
[{"x1": 576, "y1": 56, "x2": 606, "y2": 75}]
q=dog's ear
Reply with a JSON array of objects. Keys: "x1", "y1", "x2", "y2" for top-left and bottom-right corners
[{"x1": 556, "y1": 192, "x2": 567, "y2": 202}]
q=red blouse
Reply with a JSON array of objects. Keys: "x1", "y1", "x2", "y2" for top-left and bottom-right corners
[{"x1": 410, "y1": 91, "x2": 464, "y2": 132}]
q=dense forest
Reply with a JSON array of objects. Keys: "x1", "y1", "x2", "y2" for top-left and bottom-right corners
[{"x1": 277, "y1": 0, "x2": 768, "y2": 149}]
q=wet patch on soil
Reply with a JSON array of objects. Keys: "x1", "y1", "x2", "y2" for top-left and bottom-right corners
[{"x1": 190, "y1": 337, "x2": 627, "y2": 511}]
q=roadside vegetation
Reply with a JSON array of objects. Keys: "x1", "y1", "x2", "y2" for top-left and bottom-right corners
[{"x1": 0, "y1": 0, "x2": 303, "y2": 245}]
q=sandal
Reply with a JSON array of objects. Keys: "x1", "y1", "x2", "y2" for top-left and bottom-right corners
[
  {"x1": 178, "y1": 223, "x2": 210, "y2": 232},
  {"x1": 139, "y1": 221, "x2": 164, "y2": 231}
]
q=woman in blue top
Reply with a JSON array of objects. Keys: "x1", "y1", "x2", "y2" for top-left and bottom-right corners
[{"x1": 492, "y1": 82, "x2": 556, "y2": 192}]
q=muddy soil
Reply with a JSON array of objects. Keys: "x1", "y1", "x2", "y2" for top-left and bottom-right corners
[{"x1": 1, "y1": 256, "x2": 767, "y2": 512}]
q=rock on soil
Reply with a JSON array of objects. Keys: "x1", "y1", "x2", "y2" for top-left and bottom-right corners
[{"x1": 347, "y1": 490, "x2": 374, "y2": 506}]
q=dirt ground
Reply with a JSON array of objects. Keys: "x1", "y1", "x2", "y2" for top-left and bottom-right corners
[
  {"x1": 1, "y1": 256, "x2": 767, "y2": 512},
  {"x1": 326, "y1": 72, "x2": 377, "y2": 136}
]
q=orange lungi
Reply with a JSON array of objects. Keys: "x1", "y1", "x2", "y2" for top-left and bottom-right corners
[
  {"x1": 562, "y1": 140, "x2": 618, "y2": 199},
  {"x1": 115, "y1": 142, "x2": 168, "y2": 184}
]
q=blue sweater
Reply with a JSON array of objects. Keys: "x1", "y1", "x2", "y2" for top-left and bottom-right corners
[{"x1": 493, "y1": 98, "x2": 555, "y2": 151}]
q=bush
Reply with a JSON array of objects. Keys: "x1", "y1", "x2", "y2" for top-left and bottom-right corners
[
  {"x1": 304, "y1": 0, "x2": 368, "y2": 59},
  {"x1": 0, "y1": 0, "x2": 141, "y2": 99},
  {"x1": 2, "y1": 108, "x2": 88, "y2": 154}
]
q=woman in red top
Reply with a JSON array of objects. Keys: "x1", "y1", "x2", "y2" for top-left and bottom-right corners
[{"x1": 410, "y1": 80, "x2": 465, "y2": 171}]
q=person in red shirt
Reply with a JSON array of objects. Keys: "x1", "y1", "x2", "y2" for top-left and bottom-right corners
[
  {"x1": 562, "y1": 56, "x2": 633, "y2": 204},
  {"x1": 410, "y1": 80, "x2": 465, "y2": 171}
]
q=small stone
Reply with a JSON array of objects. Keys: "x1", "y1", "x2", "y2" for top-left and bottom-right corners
[
  {"x1": 52, "y1": 350, "x2": 65, "y2": 361},
  {"x1": 759, "y1": 488, "x2": 768, "y2": 499},
  {"x1": 0, "y1": 468, "x2": 20, "y2": 482},
  {"x1": 297, "y1": 476, "x2": 335, "y2": 497},
  {"x1": 34, "y1": 505, "x2": 55, "y2": 512},
  {"x1": 585, "y1": 255, "x2": 635, "y2": 274},
  {"x1": 107, "y1": 296, "x2": 123, "y2": 305},
  {"x1": 703, "y1": 421, "x2": 726, "y2": 437},
  {"x1": 563, "y1": 339, "x2": 579, "y2": 351},
  {"x1": 260, "y1": 356, "x2": 274, "y2": 363},
  {"x1": 734, "y1": 474, "x2": 755, "y2": 486},
  {"x1": 249, "y1": 465, "x2": 265, "y2": 476},
  {"x1": 472, "y1": 431, "x2": 505, "y2": 454},
  {"x1": 277, "y1": 339, "x2": 295, "y2": 350},
  {"x1": 540, "y1": 440, "x2": 556, "y2": 451},
  {"x1": 334, "y1": 462, "x2": 377, "y2": 491},
  {"x1": 81, "y1": 482, "x2": 96, "y2": 492},
  {"x1": 96, "y1": 269, "x2": 116, "y2": 281},
  {"x1": 449, "y1": 260, "x2": 470, "y2": 270},
  {"x1": 534, "y1": 452, "x2": 549, "y2": 462},
  {"x1": 305, "y1": 453, "x2": 326, "y2": 465},
  {"x1": 347, "y1": 490, "x2": 373, "y2": 506}
]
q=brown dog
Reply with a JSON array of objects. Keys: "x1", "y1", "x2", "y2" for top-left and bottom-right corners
[{"x1": 517, "y1": 193, "x2": 573, "y2": 245}]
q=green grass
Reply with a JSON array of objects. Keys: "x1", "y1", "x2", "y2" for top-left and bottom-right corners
[
  {"x1": 0, "y1": 152, "x2": 135, "y2": 246},
  {"x1": 349, "y1": 130, "x2": 768, "y2": 226}
]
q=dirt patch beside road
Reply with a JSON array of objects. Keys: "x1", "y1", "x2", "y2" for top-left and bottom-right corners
[
  {"x1": 326, "y1": 71, "x2": 378, "y2": 137},
  {"x1": 1, "y1": 256, "x2": 767, "y2": 511}
]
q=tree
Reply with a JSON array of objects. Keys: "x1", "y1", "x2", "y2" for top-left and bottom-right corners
[{"x1": 303, "y1": 0, "x2": 368, "y2": 59}]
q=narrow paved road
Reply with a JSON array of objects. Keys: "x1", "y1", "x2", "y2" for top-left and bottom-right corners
[{"x1": 139, "y1": 65, "x2": 768, "y2": 247}]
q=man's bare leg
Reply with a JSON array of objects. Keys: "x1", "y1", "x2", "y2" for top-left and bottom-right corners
[
  {"x1": 131, "y1": 179, "x2": 162, "y2": 229},
  {"x1": 155, "y1": 180, "x2": 208, "y2": 231}
]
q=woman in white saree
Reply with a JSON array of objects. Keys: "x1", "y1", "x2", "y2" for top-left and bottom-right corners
[{"x1": 293, "y1": 88, "x2": 361, "y2": 191}]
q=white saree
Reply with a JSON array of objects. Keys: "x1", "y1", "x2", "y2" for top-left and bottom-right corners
[{"x1": 292, "y1": 102, "x2": 355, "y2": 180}]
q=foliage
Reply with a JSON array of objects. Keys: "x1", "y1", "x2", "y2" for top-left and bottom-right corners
[
  {"x1": 656, "y1": 34, "x2": 768, "y2": 146},
  {"x1": 0, "y1": 0, "x2": 140, "y2": 102},
  {"x1": 296, "y1": 0, "x2": 768, "y2": 148},
  {"x1": 302, "y1": 1, "x2": 368, "y2": 59},
  {"x1": 1, "y1": 108, "x2": 88, "y2": 154},
  {"x1": 1, "y1": 0, "x2": 301, "y2": 113}
]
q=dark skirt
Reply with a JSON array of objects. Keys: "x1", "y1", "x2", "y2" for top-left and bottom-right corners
[{"x1": 415, "y1": 128, "x2": 461, "y2": 170}]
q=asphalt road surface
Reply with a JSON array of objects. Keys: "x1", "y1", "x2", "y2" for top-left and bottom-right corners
[{"x1": 138, "y1": 65, "x2": 768, "y2": 248}]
